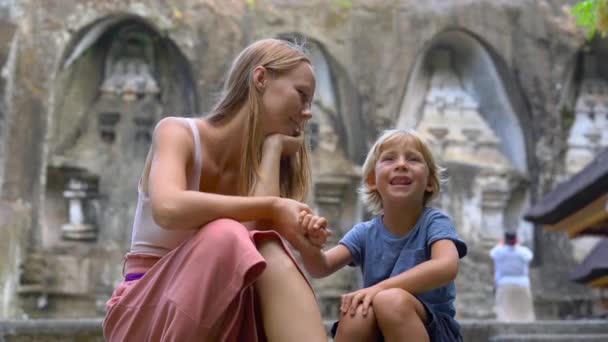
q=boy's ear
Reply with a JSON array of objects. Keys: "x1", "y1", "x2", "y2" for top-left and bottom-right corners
[
  {"x1": 425, "y1": 179, "x2": 434, "y2": 193},
  {"x1": 365, "y1": 172, "x2": 377, "y2": 190}
]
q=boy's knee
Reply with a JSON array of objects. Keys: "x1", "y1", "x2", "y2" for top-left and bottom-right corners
[
  {"x1": 373, "y1": 288, "x2": 418, "y2": 321},
  {"x1": 336, "y1": 306, "x2": 377, "y2": 338}
]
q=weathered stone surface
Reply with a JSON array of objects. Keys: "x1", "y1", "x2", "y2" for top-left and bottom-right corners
[
  {"x1": 1, "y1": 318, "x2": 608, "y2": 342},
  {"x1": 0, "y1": 0, "x2": 604, "y2": 322},
  {"x1": 0, "y1": 201, "x2": 30, "y2": 319},
  {"x1": 0, "y1": 319, "x2": 103, "y2": 342}
]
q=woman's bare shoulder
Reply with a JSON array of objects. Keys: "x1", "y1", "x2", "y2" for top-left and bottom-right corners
[
  {"x1": 152, "y1": 116, "x2": 194, "y2": 153},
  {"x1": 154, "y1": 116, "x2": 193, "y2": 136}
]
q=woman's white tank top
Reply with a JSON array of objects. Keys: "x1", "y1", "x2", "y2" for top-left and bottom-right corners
[{"x1": 129, "y1": 118, "x2": 202, "y2": 256}]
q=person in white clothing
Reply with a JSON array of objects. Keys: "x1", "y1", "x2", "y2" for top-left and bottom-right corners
[{"x1": 489, "y1": 231, "x2": 535, "y2": 322}]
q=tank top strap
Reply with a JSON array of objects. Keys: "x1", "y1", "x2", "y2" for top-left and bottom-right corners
[{"x1": 184, "y1": 118, "x2": 203, "y2": 191}]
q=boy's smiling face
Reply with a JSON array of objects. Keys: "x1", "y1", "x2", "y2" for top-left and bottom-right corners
[{"x1": 366, "y1": 135, "x2": 433, "y2": 209}]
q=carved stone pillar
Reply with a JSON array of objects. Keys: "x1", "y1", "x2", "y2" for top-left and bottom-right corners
[
  {"x1": 61, "y1": 176, "x2": 98, "y2": 241},
  {"x1": 477, "y1": 171, "x2": 511, "y2": 241},
  {"x1": 311, "y1": 175, "x2": 359, "y2": 319}
]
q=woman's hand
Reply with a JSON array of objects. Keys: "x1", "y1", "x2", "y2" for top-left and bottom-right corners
[
  {"x1": 263, "y1": 132, "x2": 305, "y2": 157},
  {"x1": 270, "y1": 198, "x2": 311, "y2": 245}
]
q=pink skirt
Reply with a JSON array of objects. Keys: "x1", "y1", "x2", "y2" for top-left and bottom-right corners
[{"x1": 103, "y1": 218, "x2": 309, "y2": 342}]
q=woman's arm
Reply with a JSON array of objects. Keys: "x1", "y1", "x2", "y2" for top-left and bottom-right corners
[
  {"x1": 248, "y1": 133, "x2": 328, "y2": 248},
  {"x1": 250, "y1": 135, "x2": 285, "y2": 197},
  {"x1": 148, "y1": 118, "x2": 310, "y2": 231}
]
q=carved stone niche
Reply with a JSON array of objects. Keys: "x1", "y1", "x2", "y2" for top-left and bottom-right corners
[
  {"x1": 100, "y1": 30, "x2": 161, "y2": 103},
  {"x1": 566, "y1": 54, "x2": 608, "y2": 175}
]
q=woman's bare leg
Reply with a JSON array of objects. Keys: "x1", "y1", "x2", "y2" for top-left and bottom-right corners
[{"x1": 255, "y1": 239, "x2": 327, "y2": 342}]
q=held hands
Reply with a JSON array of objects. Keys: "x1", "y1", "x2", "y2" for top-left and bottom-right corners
[
  {"x1": 340, "y1": 285, "x2": 384, "y2": 318},
  {"x1": 298, "y1": 211, "x2": 332, "y2": 248},
  {"x1": 271, "y1": 198, "x2": 312, "y2": 246},
  {"x1": 271, "y1": 199, "x2": 331, "y2": 252}
]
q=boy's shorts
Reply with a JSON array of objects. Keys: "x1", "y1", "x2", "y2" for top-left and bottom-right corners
[{"x1": 330, "y1": 297, "x2": 463, "y2": 342}]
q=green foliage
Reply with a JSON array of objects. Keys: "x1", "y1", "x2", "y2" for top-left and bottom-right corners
[
  {"x1": 572, "y1": 0, "x2": 608, "y2": 38},
  {"x1": 573, "y1": 0, "x2": 598, "y2": 38}
]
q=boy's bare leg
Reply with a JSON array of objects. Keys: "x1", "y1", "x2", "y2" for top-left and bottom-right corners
[
  {"x1": 335, "y1": 305, "x2": 380, "y2": 342},
  {"x1": 255, "y1": 239, "x2": 327, "y2": 342},
  {"x1": 373, "y1": 288, "x2": 430, "y2": 342}
]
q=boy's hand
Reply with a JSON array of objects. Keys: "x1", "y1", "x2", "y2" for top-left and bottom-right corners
[
  {"x1": 340, "y1": 285, "x2": 383, "y2": 317},
  {"x1": 299, "y1": 211, "x2": 331, "y2": 247}
]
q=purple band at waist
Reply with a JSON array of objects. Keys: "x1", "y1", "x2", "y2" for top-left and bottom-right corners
[{"x1": 125, "y1": 272, "x2": 145, "y2": 282}]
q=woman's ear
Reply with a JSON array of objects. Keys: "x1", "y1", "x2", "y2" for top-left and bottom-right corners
[{"x1": 252, "y1": 66, "x2": 267, "y2": 91}]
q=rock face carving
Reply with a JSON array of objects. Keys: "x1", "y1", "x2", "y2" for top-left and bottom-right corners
[
  {"x1": 566, "y1": 54, "x2": 608, "y2": 177},
  {"x1": 19, "y1": 18, "x2": 197, "y2": 317},
  {"x1": 417, "y1": 48, "x2": 517, "y2": 242}
]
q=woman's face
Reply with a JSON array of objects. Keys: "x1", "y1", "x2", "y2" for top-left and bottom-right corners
[{"x1": 257, "y1": 61, "x2": 316, "y2": 137}]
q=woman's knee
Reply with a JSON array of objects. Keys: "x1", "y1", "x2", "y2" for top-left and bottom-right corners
[
  {"x1": 192, "y1": 218, "x2": 251, "y2": 251},
  {"x1": 373, "y1": 288, "x2": 419, "y2": 323}
]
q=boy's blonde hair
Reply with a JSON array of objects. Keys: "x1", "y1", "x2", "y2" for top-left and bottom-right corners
[
  {"x1": 206, "y1": 38, "x2": 312, "y2": 201},
  {"x1": 359, "y1": 129, "x2": 445, "y2": 215}
]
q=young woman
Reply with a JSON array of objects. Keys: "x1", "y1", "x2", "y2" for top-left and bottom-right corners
[{"x1": 103, "y1": 38, "x2": 329, "y2": 342}]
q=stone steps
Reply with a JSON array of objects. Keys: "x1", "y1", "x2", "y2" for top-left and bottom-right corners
[
  {"x1": 461, "y1": 320, "x2": 608, "y2": 342},
  {"x1": 1, "y1": 319, "x2": 607, "y2": 342},
  {"x1": 0, "y1": 319, "x2": 103, "y2": 342},
  {"x1": 490, "y1": 334, "x2": 608, "y2": 342}
]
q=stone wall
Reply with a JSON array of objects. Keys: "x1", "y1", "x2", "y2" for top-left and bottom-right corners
[
  {"x1": 0, "y1": 0, "x2": 601, "y2": 320},
  {"x1": 0, "y1": 201, "x2": 30, "y2": 319}
]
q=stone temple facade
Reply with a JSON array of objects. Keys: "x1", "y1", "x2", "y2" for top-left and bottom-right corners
[{"x1": 0, "y1": 0, "x2": 606, "y2": 322}]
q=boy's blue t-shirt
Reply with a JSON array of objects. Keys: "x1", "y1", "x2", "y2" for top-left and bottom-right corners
[{"x1": 339, "y1": 207, "x2": 468, "y2": 317}]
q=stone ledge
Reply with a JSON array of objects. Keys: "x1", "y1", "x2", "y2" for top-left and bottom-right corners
[
  {"x1": 461, "y1": 320, "x2": 608, "y2": 342},
  {"x1": 1, "y1": 318, "x2": 607, "y2": 342},
  {"x1": 490, "y1": 334, "x2": 608, "y2": 342},
  {"x1": 0, "y1": 319, "x2": 103, "y2": 342}
]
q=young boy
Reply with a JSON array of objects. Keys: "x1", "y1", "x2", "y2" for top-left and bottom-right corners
[{"x1": 299, "y1": 129, "x2": 468, "y2": 341}]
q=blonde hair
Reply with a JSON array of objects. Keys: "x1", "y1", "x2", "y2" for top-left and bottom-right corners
[
  {"x1": 359, "y1": 129, "x2": 445, "y2": 215},
  {"x1": 206, "y1": 38, "x2": 311, "y2": 201}
]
